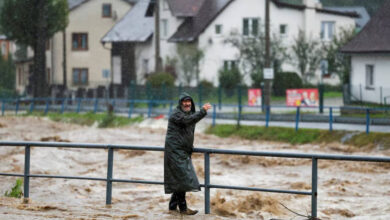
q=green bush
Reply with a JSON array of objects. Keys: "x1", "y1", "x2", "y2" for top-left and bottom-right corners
[
  {"x1": 218, "y1": 68, "x2": 242, "y2": 96},
  {"x1": 250, "y1": 69, "x2": 263, "y2": 88},
  {"x1": 146, "y1": 72, "x2": 175, "y2": 88},
  {"x1": 5, "y1": 178, "x2": 23, "y2": 198},
  {"x1": 272, "y1": 71, "x2": 302, "y2": 96}
]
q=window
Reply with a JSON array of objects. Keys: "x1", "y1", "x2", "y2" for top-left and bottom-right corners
[
  {"x1": 47, "y1": 68, "x2": 51, "y2": 83},
  {"x1": 280, "y1": 24, "x2": 287, "y2": 36},
  {"x1": 72, "y1": 33, "x2": 88, "y2": 50},
  {"x1": 243, "y1": 18, "x2": 259, "y2": 36},
  {"x1": 162, "y1": 0, "x2": 169, "y2": 10},
  {"x1": 72, "y1": 68, "x2": 88, "y2": 85},
  {"x1": 365, "y1": 65, "x2": 374, "y2": 89},
  {"x1": 321, "y1": 21, "x2": 335, "y2": 41},
  {"x1": 223, "y1": 60, "x2": 237, "y2": 71},
  {"x1": 161, "y1": 19, "x2": 168, "y2": 38},
  {"x1": 215, "y1": 24, "x2": 222, "y2": 35},
  {"x1": 320, "y1": 59, "x2": 329, "y2": 77},
  {"x1": 102, "y1": 4, "x2": 112, "y2": 17},
  {"x1": 143, "y1": 59, "x2": 149, "y2": 74}
]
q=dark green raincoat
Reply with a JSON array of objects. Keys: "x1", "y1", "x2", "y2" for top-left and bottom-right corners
[{"x1": 164, "y1": 93, "x2": 207, "y2": 194}]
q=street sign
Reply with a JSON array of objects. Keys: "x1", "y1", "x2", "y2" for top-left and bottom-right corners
[{"x1": 263, "y1": 68, "x2": 274, "y2": 79}]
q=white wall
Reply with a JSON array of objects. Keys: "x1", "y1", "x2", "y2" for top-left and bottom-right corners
[{"x1": 350, "y1": 55, "x2": 390, "y2": 104}]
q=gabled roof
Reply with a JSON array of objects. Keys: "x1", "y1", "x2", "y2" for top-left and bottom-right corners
[
  {"x1": 341, "y1": 1, "x2": 390, "y2": 54},
  {"x1": 324, "y1": 6, "x2": 369, "y2": 28},
  {"x1": 68, "y1": 0, "x2": 137, "y2": 11},
  {"x1": 169, "y1": 0, "x2": 234, "y2": 42},
  {"x1": 167, "y1": 0, "x2": 205, "y2": 17},
  {"x1": 169, "y1": 0, "x2": 358, "y2": 43},
  {"x1": 101, "y1": 1, "x2": 153, "y2": 43}
]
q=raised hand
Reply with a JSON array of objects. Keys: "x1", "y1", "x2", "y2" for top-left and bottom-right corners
[{"x1": 202, "y1": 103, "x2": 212, "y2": 111}]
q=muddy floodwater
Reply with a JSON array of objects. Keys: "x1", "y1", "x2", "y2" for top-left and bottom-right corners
[{"x1": 0, "y1": 116, "x2": 389, "y2": 219}]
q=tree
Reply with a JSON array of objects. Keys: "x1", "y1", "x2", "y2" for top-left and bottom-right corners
[
  {"x1": 0, "y1": 0, "x2": 68, "y2": 97},
  {"x1": 0, "y1": 54, "x2": 16, "y2": 91},
  {"x1": 176, "y1": 43, "x2": 204, "y2": 86},
  {"x1": 227, "y1": 28, "x2": 289, "y2": 88},
  {"x1": 291, "y1": 30, "x2": 323, "y2": 83},
  {"x1": 322, "y1": 27, "x2": 356, "y2": 84}
]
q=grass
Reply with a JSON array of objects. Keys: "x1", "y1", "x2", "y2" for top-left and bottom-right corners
[
  {"x1": 23, "y1": 112, "x2": 143, "y2": 128},
  {"x1": 206, "y1": 124, "x2": 390, "y2": 149},
  {"x1": 4, "y1": 179, "x2": 23, "y2": 198}
]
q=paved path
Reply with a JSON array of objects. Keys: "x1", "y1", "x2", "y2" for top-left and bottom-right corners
[{"x1": 203, "y1": 118, "x2": 390, "y2": 133}]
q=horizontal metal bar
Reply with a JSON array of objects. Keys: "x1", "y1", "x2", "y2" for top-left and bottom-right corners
[
  {"x1": 209, "y1": 184, "x2": 312, "y2": 195},
  {"x1": 112, "y1": 178, "x2": 164, "y2": 185},
  {"x1": 29, "y1": 174, "x2": 106, "y2": 181},
  {"x1": 194, "y1": 148, "x2": 390, "y2": 162},
  {"x1": 0, "y1": 173, "x2": 24, "y2": 177},
  {"x1": 1, "y1": 142, "x2": 390, "y2": 162}
]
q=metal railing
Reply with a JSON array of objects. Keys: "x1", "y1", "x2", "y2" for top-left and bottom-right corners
[
  {"x1": 1, "y1": 141, "x2": 390, "y2": 218},
  {"x1": 2, "y1": 97, "x2": 390, "y2": 134}
]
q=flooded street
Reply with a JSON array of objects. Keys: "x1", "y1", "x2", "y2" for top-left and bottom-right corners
[{"x1": 0, "y1": 116, "x2": 389, "y2": 219}]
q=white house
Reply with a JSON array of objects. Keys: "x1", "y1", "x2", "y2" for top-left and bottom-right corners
[
  {"x1": 109, "y1": 0, "x2": 356, "y2": 87},
  {"x1": 15, "y1": 0, "x2": 135, "y2": 96},
  {"x1": 341, "y1": 1, "x2": 390, "y2": 104}
]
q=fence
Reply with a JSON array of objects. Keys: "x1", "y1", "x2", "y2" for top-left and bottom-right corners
[
  {"x1": 0, "y1": 141, "x2": 389, "y2": 218},
  {"x1": 1, "y1": 97, "x2": 390, "y2": 134}
]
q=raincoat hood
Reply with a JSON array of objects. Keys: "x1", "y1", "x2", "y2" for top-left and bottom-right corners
[{"x1": 178, "y1": 92, "x2": 196, "y2": 113}]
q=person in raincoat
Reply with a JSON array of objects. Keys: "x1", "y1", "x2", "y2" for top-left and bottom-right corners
[{"x1": 164, "y1": 92, "x2": 212, "y2": 215}]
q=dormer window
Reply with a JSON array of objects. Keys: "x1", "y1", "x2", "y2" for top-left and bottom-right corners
[{"x1": 102, "y1": 3, "x2": 112, "y2": 18}]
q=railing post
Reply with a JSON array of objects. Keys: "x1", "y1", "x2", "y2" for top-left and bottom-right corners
[
  {"x1": 212, "y1": 104, "x2": 216, "y2": 127},
  {"x1": 24, "y1": 145, "x2": 31, "y2": 202},
  {"x1": 366, "y1": 108, "x2": 370, "y2": 134},
  {"x1": 168, "y1": 101, "x2": 173, "y2": 117},
  {"x1": 265, "y1": 106, "x2": 270, "y2": 128},
  {"x1": 295, "y1": 106, "x2": 300, "y2": 131},
  {"x1": 60, "y1": 98, "x2": 66, "y2": 114},
  {"x1": 204, "y1": 152, "x2": 210, "y2": 214},
  {"x1": 128, "y1": 100, "x2": 134, "y2": 118},
  {"x1": 311, "y1": 157, "x2": 318, "y2": 219},
  {"x1": 237, "y1": 86, "x2": 242, "y2": 127},
  {"x1": 106, "y1": 146, "x2": 114, "y2": 205},
  {"x1": 148, "y1": 100, "x2": 152, "y2": 118},
  {"x1": 94, "y1": 98, "x2": 99, "y2": 114},
  {"x1": 29, "y1": 99, "x2": 35, "y2": 113},
  {"x1": 218, "y1": 86, "x2": 222, "y2": 110},
  {"x1": 76, "y1": 98, "x2": 82, "y2": 113},
  {"x1": 44, "y1": 99, "x2": 50, "y2": 115},
  {"x1": 15, "y1": 98, "x2": 20, "y2": 115},
  {"x1": 329, "y1": 107, "x2": 333, "y2": 132}
]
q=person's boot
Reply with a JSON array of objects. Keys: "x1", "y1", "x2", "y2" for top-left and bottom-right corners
[
  {"x1": 177, "y1": 192, "x2": 198, "y2": 215},
  {"x1": 180, "y1": 207, "x2": 198, "y2": 215},
  {"x1": 168, "y1": 193, "x2": 178, "y2": 211}
]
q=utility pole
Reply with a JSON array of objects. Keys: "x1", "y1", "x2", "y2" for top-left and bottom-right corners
[
  {"x1": 154, "y1": 0, "x2": 162, "y2": 73},
  {"x1": 264, "y1": 0, "x2": 272, "y2": 108}
]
